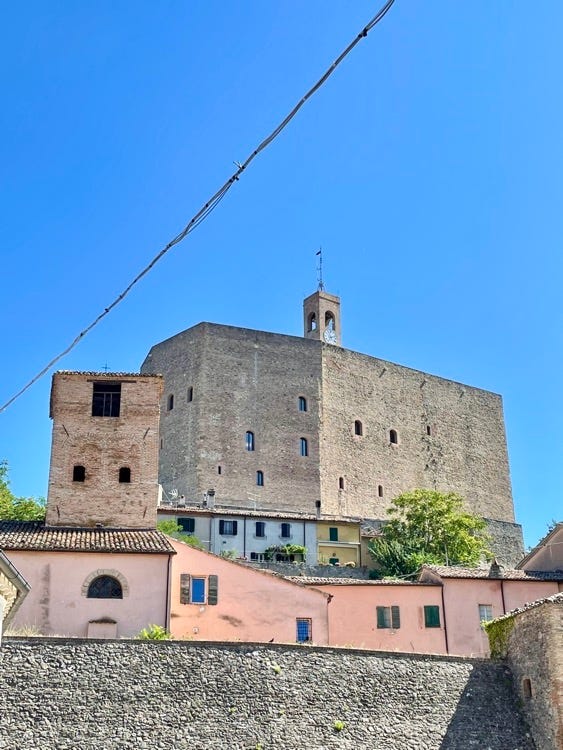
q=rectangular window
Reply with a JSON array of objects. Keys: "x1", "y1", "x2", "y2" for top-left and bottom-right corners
[
  {"x1": 376, "y1": 605, "x2": 400, "y2": 629},
  {"x1": 219, "y1": 519, "x2": 238, "y2": 536},
  {"x1": 478, "y1": 604, "x2": 493, "y2": 624},
  {"x1": 329, "y1": 527, "x2": 338, "y2": 542},
  {"x1": 280, "y1": 522, "x2": 291, "y2": 539},
  {"x1": 92, "y1": 382, "x2": 121, "y2": 417},
  {"x1": 250, "y1": 552, "x2": 266, "y2": 562},
  {"x1": 424, "y1": 605, "x2": 441, "y2": 628},
  {"x1": 296, "y1": 618, "x2": 312, "y2": 643},
  {"x1": 178, "y1": 517, "x2": 195, "y2": 534},
  {"x1": 255, "y1": 521, "x2": 265, "y2": 538},
  {"x1": 180, "y1": 574, "x2": 218, "y2": 605}
]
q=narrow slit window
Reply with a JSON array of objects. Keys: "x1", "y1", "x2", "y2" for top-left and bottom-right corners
[
  {"x1": 338, "y1": 477, "x2": 345, "y2": 490},
  {"x1": 308, "y1": 313, "x2": 317, "y2": 332},
  {"x1": 256, "y1": 470, "x2": 264, "y2": 487},
  {"x1": 378, "y1": 484, "x2": 384, "y2": 498},
  {"x1": 167, "y1": 394, "x2": 174, "y2": 411},
  {"x1": 426, "y1": 425, "x2": 432, "y2": 436},
  {"x1": 187, "y1": 387, "x2": 194, "y2": 403},
  {"x1": 217, "y1": 466, "x2": 222, "y2": 475},
  {"x1": 298, "y1": 396, "x2": 307, "y2": 412},
  {"x1": 73, "y1": 465, "x2": 86, "y2": 482},
  {"x1": 118, "y1": 467, "x2": 131, "y2": 483},
  {"x1": 354, "y1": 420, "x2": 363, "y2": 436},
  {"x1": 245, "y1": 431, "x2": 255, "y2": 451},
  {"x1": 390, "y1": 429, "x2": 398, "y2": 445},
  {"x1": 300, "y1": 438, "x2": 308, "y2": 457}
]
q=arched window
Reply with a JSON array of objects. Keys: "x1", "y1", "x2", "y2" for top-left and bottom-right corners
[
  {"x1": 354, "y1": 420, "x2": 363, "y2": 436},
  {"x1": 338, "y1": 477, "x2": 345, "y2": 490},
  {"x1": 87, "y1": 575, "x2": 123, "y2": 599},
  {"x1": 308, "y1": 312, "x2": 317, "y2": 332},
  {"x1": 300, "y1": 437, "x2": 308, "y2": 457},
  {"x1": 298, "y1": 396, "x2": 307, "y2": 412},
  {"x1": 119, "y1": 467, "x2": 131, "y2": 483},
  {"x1": 390, "y1": 429, "x2": 398, "y2": 445},
  {"x1": 378, "y1": 484, "x2": 384, "y2": 497},
  {"x1": 187, "y1": 387, "x2": 194, "y2": 403},
  {"x1": 245, "y1": 431, "x2": 255, "y2": 451},
  {"x1": 256, "y1": 470, "x2": 264, "y2": 487},
  {"x1": 325, "y1": 311, "x2": 335, "y2": 328},
  {"x1": 73, "y1": 465, "x2": 86, "y2": 482},
  {"x1": 167, "y1": 394, "x2": 174, "y2": 411}
]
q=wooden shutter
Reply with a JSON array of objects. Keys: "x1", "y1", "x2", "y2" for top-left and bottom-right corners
[
  {"x1": 208, "y1": 575, "x2": 218, "y2": 605},
  {"x1": 219, "y1": 520, "x2": 225, "y2": 534},
  {"x1": 232, "y1": 521, "x2": 238, "y2": 535},
  {"x1": 424, "y1": 605, "x2": 440, "y2": 628},
  {"x1": 180, "y1": 574, "x2": 190, "y2": 604},
  {"x1": 376, "y1": 607, "x2": 387, "y2": 628},
  {"x1": 391, "y1": 605, "x2": 401, "y2": 629}
]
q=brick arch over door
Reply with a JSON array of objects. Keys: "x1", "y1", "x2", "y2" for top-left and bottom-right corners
[{"x1": 81, "y1": 568, "x2": 130, "y2": 598}]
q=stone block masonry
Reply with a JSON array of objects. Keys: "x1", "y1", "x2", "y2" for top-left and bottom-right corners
[{"x1": 0, "y1": 639, "x2": 535, "y2": 749}]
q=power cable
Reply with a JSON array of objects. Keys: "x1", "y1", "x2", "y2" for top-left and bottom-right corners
[{"x1": 0, "y1": 0, "x2": 395, "y2": 415}]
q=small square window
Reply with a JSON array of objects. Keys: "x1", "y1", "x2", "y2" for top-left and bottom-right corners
[
  {"x1": 178, "y1": 517, "x2": 195, "y2": 534},
  {"x1": 92, "y1": 382, "x2": 121, "y2": 417}
]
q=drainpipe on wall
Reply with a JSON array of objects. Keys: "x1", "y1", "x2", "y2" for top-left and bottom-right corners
[
  {"x1": 500, "y1": 579, "x2": 506, "y2": 615},
  {"x1": 440, "y1": 585, "x2": 449, "y2": 655},
  {"x1": 164, "y1": 553, "x2": 173, "y2": 631},
  {"x1": 243, "y1": 517, "x2": 247, "y2": 559}
]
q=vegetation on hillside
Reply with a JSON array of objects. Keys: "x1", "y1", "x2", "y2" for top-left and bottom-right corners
[{"x1": 156, "y1": 520, "x2": 206, "y2": 549}]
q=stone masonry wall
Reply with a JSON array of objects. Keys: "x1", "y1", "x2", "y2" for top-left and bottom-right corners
[
  {"x1": 0, "y1": 639, "x2": 534, "y2": 750},
  {"x1": 503, "y1": 596, "x2": 563, "y2": 750},
  {"x1": 485, "y1": 518, "x2": 525, "y2": 567},
  {"x1": 320, "y1": 345, "x2": 515, "y2": 522},
  {"x1": 45, "y1": 372, "x2": 163, "y2": 528}
]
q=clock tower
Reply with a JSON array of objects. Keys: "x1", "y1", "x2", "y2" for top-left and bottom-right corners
[{"x1": 303, "y1": 290, "x2": 341, "y2": 346}]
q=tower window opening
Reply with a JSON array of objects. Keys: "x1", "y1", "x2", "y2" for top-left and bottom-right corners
[
  {"x1": 73, "y1": 465, "x2": 86, "y2": 482},
  {"x1": 378, "y1": 484, "x2": 384, "y2": 497},
  {"x1": 245, "y1": 431, "x2": 255, "y2": 451},
  {"x1": 300, "y1": 438, "x2": 308, "y2": 457},
  {"x1": 298, "y1": 396, "x2": 307, "y2": 412},
  {"x1": 256, "y1": 470, "x2": 264, "y2": 487},
  {"x1": 119, "y1": 467, "x2": 131, "y2": 484},
  {"x1": 354, "y1": 420, "x2": 363, "y2": 436},
  {"x1": 325, "y1": 311, "x2": 335, "y2": 328},
  {"x1": 92, "y1": 382, "x2": 121, "y2": 418},
  {"x1": 217, "y1": 466, "x2": 222, "y2": 475},
  {"x1": 167, "y1": 394, "x2": 174, "y2": 411},
  {"x1": 426, "y1": 425, "x2": 431, "y2": 436},
  {"x1": 390, "y1": 429, "x2": 398, "y2": 445},
  {"x1": 338, "y1": 477, "x2": 345, "y2": 490},
  {"x1": 308, "y1": 312, "x2": 317, "y2": 332},
  {"x1": 187, "y1": 387, "x2": 193, "y2": 403}
]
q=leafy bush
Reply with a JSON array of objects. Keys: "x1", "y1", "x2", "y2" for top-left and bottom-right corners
[{"x1": 137, "y1": 624, "x2": 172, "y2": 640}]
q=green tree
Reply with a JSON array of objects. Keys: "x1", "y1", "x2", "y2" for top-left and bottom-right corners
[
  {"x1": 0, "y1": 461, "x2": 45, "y2": 521},
  {"x1": 156, "y1": 520, "x2": 205, "y2": 549},
  {"x1": 368, "y1": 489, "x2": 490, "y2": 578}
]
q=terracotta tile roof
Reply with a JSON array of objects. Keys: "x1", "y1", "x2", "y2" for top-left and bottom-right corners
[
  {"x1": 421, "y1": 564, "x2": 563, "y2": 581},
  {"x1": 282, "y1": 576, "x2": 433, "y2": 586},
  {"x1": 0, "y1": 522, "x2": 175, "y2": 554},
  {"x1": 158, "y1": 505, "x2": 362, "y2": 523},
  {"x1": 56, "y1": 370, "x2": 162, "y2": 378},
  {"x1": 488, "y1": 591, "x2": 563, "y2": 625}
]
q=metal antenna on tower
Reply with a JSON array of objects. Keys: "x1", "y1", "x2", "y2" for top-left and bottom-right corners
[{"x1": 316, "y1": 248, "x2": 324, "y2": 291}]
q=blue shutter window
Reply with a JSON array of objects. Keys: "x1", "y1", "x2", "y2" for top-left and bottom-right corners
[
  {"x1": 296, "y1": 618, "x2": 312, "y2": 643},
  {"x1": 281, "y1": 523, "x2": 291, "y2": 539},
  {"x1": 191, "y1": 577, "x2": 206, "y2": 604},
  {"x1": 255, "y1": 522, "x2": 265, "y2": 538}
]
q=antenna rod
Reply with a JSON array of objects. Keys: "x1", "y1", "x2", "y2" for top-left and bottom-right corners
[{"x1": 316, "y1": 248, "x2": 324, "y2": 291}]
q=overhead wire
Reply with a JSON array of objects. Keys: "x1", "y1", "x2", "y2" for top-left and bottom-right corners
[{"x1": 0, "y1": 0, "x2": 395, "y2": 415}]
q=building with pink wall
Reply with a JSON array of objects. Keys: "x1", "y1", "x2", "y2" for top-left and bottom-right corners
[
  {"x1": 285, "y1": 576, "x2": 446, "y2": 653},
  {"x1": 169, "y1": 538, "x2": 329, "y2": 644},
  {"x1": 419, "y1": 564, "x2": 563, "y2": 656},
  {"x1": 518, "y1": 522, "x2": 563, "y2": 572},
  {"x1": 0, "y1": 523, "x2": 174, "y2": 638}
]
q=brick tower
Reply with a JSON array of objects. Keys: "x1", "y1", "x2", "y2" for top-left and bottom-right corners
[{"x1": 45, "y1": 371, "x2": 163, "y2": 528}]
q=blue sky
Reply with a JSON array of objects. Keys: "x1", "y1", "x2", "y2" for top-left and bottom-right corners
[{"x1": 1, "y1": 2, "x2": 561, "y2": 549}]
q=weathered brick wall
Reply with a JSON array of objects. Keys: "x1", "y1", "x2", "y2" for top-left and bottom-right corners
[
  {"x1": 0, "y1": 639, "x2": 534, "y2": 749},
  {"x1": 320, "y1": 346, "x2": 514, "y2": 522},
  {"x1": 45, "y1": 373, "x2": 162, "y2": 528},
  {"x1": 502, "y1": 596, "x2": 563, "y2": 750},
  {"x1": 143, "y1": 324, "x2": 323, "y2": 514}
]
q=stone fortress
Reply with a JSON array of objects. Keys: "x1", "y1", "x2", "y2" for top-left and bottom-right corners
[{"x1": 141, "y1": 289, "x2": 524, "y2": 563}]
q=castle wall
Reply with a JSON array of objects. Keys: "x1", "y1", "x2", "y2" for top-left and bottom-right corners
[
  {"x1": 45, "y1": 372, "x2": 162, "y2": 528},
  {"x1": 320, "y1": 345, "x2": 515, "y2": 521},
  {"x1": 0, "y1": 640, "x2": 535, "y2": 749},
  {"x1": 143, "y1": 324, "x2": 323, "y2": 514}
]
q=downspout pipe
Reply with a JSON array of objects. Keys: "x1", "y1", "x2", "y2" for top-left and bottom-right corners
[{"x1": 440, "y1": 584, "x2": 449, "y2": 655}]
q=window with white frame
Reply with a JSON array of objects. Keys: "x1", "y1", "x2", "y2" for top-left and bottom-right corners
[{"x1": 478, "y1": 604, "x2": 493, "y2": 624}]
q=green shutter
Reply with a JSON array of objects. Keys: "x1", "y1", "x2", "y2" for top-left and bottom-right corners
[
  {"x1": 180, "y1": 574, "x2": 190, "y2": 605},
  {"x1": 391, "y1": 605, "x2": 401, "y2": 629},
  {"x1": 208, "y1": 575, "x2": 218, "y2": 605},
  {"x1": 424, "y1": 605, "x2": 440, "y2": 628},
  {"x1": 329, "y1": 527, "x2": 338, "y2": 542},
  {"x1": 376, "y1": 607, "x2": 387, "y2": 628}
]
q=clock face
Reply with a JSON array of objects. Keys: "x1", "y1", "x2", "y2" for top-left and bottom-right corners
[{"x1": 323, "y1": 326, "x2": 337, "y2": 345}]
